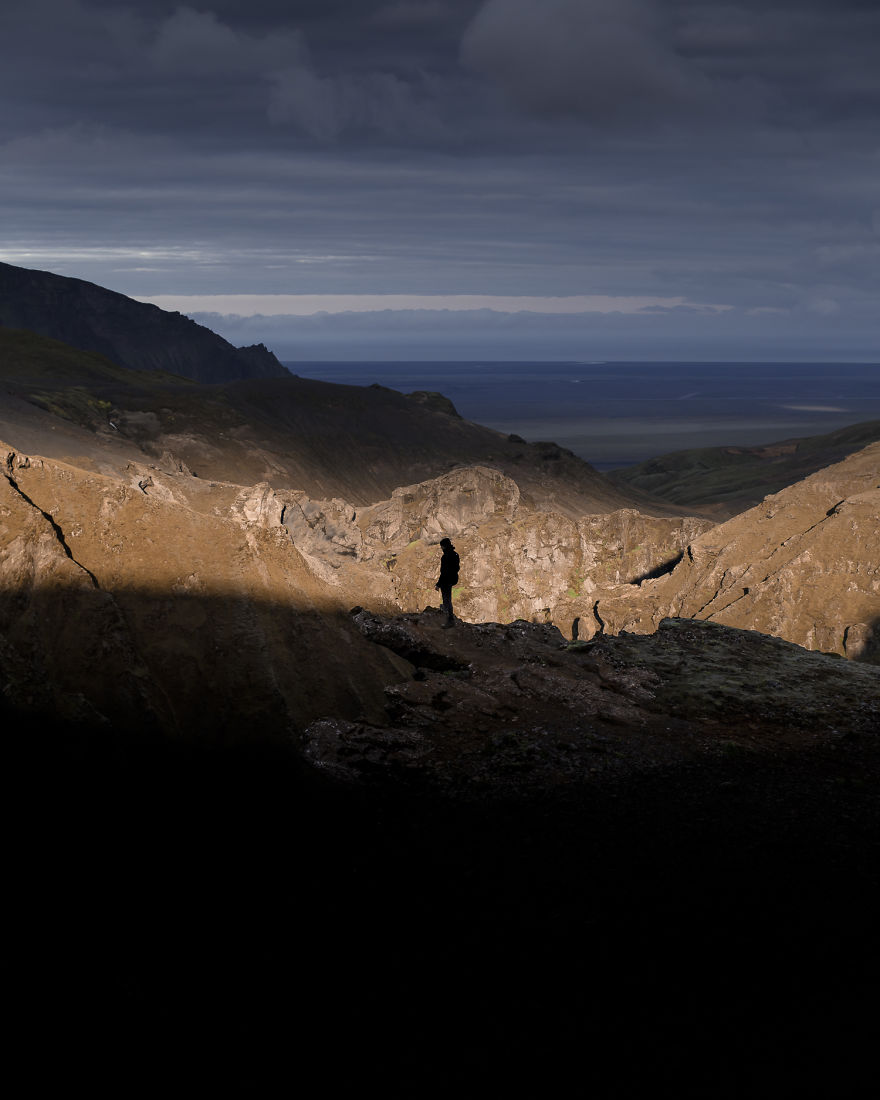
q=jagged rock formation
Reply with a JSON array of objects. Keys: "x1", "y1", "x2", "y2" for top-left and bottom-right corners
[
  {"x1": 283, "y1": 465, "x2": 712, "y2": 626},
  {"x1": 593, "y1": 441, "x2": 880, "y2": 661},
  {"x1": 0, "y1": 262, "x2": 287, "y2": 382},
  {"x1": 282, "y1": 466, "x2": 521, "y2": 566}
]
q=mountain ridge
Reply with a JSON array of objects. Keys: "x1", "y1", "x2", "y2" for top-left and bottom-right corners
[{"x1": 0, "y1": 261, "x2": 288, "y2": 383}]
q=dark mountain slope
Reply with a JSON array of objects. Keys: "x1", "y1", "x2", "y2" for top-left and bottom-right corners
[
  {"x1": 0, "y1": 328, "x2": 681, "y2": 517},
  {"x1": 0, "y1": 261, "x2": 287, "y2": 383},
  {"x1": 608, "y1": 418, "x2": 880, "y2": 517},
  {"x1": 218, "y1": 373, "x2": 679, "y2": 514}
]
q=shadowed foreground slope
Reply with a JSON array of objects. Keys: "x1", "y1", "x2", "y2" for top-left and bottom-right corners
[{"x1": 4, "y1": 667, "x2": 878, "y2": 1094}]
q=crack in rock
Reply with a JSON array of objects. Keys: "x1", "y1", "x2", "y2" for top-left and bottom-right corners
[
  {"x1": 592, "y1": 600, "x2": 606, "y2": 635},
  {"x1": 702, "y1": 586, "x2": 751, "y2": 620},
  {"x1": 3, "y1": 472, "x2": 100, "y2": 588}
]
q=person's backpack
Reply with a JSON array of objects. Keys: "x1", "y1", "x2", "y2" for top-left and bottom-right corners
[{"x1": 449, "y1": 551, "x2": 460, "y2": 585}]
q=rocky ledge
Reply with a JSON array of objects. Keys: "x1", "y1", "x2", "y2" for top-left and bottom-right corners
[{"x1": 303, "y1": 610, "x2": 879, "y2": 798}]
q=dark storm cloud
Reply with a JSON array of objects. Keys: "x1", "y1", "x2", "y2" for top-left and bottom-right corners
[
  {"x1": 461, "y1": 0, "x2": 880, "y2": 127},
  {"x1": 6, "y1": 1, "x2": 877, "y2": 144},
  {"x1": 461, "y1": 0, "x2": 699, "y2": 123},
  {"x1": 0, "y1": 0, "x2": 486, "y2": 144},
  {"x1": 1, "y1": 1, "x2": 880, "y2": 358}
]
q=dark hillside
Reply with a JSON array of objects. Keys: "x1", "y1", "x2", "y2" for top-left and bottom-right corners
[
  {"x1": 0, "y1": 326, "x2": 193, "y2": 390},
  {"x1": 0, "y1": 328, "x2": 683, "y2": 517},
  {"x1": 609, "y1": 418, "x2": 880, "y2": 517},
  {"x1": 221, "y1": 373, "x2": 677, "y2": 514},
  {"x1": 0, "y1": 261, "x2": 287, "y2": 382}
]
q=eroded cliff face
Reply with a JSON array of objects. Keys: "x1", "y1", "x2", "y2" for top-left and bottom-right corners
[
  {"x1": 592, "y1": 441, "x2": 880, "y2": 661},
  {"x1": 282, "y1": 465, "x2": 711, "y2": 630},
  {"x1": 0, "y1": 444, "x2": 409, "y2": 737},
  {"x1": 0, "y1": 445, "x2": 713, "y2": 738}
]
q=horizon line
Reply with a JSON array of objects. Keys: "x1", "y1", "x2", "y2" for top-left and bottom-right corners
[{"x1": 136, "y1": 292, "x2": 732, "y2": 317}]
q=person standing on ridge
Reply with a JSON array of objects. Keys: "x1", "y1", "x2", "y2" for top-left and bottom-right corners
[{"x1": 435, "y1": 538, "x2": 460, "y2": 628}]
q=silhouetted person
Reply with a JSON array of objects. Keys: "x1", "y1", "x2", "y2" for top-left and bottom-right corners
[{"x1": 435, "y1": 537, "x2": 460, "y2": 628}]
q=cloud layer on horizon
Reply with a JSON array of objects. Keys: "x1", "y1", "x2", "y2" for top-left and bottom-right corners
[{"x1": 190, "y1": 302, "x2": 880, "y2": 363}]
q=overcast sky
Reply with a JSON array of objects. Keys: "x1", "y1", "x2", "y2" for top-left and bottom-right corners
[{"x1": 2, "y1": 0, "x2": 880, "y2": 359}]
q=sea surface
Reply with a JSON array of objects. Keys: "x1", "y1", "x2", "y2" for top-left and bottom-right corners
[{"x1": 285, "y1": 361, "x2": 880, "y2": 470}]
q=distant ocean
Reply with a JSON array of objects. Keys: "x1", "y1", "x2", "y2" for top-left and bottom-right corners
[{"x1": 285, "y1": 361, "x2": 880, "y2": 470}]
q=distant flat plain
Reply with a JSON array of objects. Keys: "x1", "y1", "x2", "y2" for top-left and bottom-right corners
[{"x1": 286, "y1": 361, "x2": 880, "y2": 470}]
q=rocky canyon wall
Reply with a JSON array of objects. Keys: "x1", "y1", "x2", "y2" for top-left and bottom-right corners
[
  {"x1": 282, "y1": 464, "x2": 711, "y2": 633},
  {"x1": 282, "y1": 454, "x2": 879, "y2": 662},
  {"x1": 0, "y1": 444, "x2": 409, "y2": 738},
  {"x1": 3, "y1": 439, "x2": 876, "y2": 743}
]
